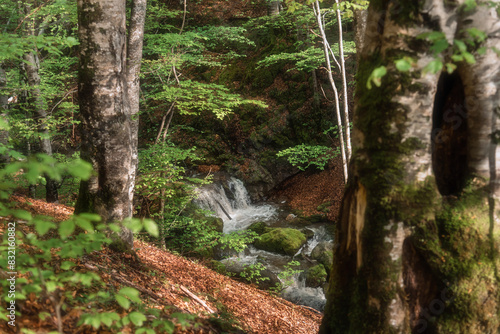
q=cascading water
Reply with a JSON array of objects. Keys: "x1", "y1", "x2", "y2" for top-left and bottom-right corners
[
  {"x1": 194, "y1": 176, "x2": 332, "y2": 311},
  {"x1": 194, "y1": 178, "x2": 277, "y2": 233}
]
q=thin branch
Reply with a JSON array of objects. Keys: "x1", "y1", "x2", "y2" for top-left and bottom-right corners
[
  {"x1": 49, "y1": 87, "x2": 77, "y2": 114},
  {"x1": 155, "y1": 101, "x2": 176, "y2": 144},
  {"x1": 14, "y1": 0, "x2": 50, "y2": 32},
  {"x1": 179, "y1": 0, "x2": 187, "y2": 35},
  {"x1": 180, "y1": 285, "x2": 215, "y2": 313}
]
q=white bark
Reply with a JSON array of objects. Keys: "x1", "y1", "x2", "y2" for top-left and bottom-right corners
[
  {"x1": 76, "y1": 0, "x2": 146, "y2": 249},
  {"x1": 313, "y1": 0, "x2": 348, "y2": 183},
  {"x1": 334, "y1": 0, "x2": 351, "y2": 162}
]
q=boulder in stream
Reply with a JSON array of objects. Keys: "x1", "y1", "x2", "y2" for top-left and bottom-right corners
[
  {"x1": 311, "y1": 241, "x2": 334, "y2": 273},
  {"x1": 305, "y1": 264, "x2": 327, "y2": 288},
  {"x1": 254, "y1": 228, "x2": 306, "y2": 256},
  {"x1": 247, "y1": 221, "x2": 270, "y2": 235}
]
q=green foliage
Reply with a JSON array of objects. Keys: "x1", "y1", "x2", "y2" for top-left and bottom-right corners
[
  {"x1": 257, "y1": 47, "x2": 324, "y2": 72},
  {"x1": 273, "y1": 260, "x2": 302, "y2": 292},
  {"x1": 276, "y1": 144, "x2": 339, "y2": 171},
  {"x1": 0, "y1": 143, "x2": 193, "y2": 332},
  {"x1": 239, "y1": 262, "x2": 270, "y2": 285},
  {"x1": 218, "y1": 230, "x2": 259, "y2": 253},
  {"x1": 154, "y1": 80, "x2": 267, "y2": 120}
]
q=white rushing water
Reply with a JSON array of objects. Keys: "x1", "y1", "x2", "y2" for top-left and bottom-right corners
[{"x1": 194, "y1": 178, "x2": 277, "y2": 233}]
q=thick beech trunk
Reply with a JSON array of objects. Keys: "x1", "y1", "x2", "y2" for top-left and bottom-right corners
[
  {"x1": 76, "y1": 0, "x2": 146, "y2": 250},
  {"x1": 320, "y1": 1, "x2": 500, "y2": 333}
]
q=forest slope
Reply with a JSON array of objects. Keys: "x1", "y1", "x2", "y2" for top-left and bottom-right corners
[{"x1": 0, "y1": 196, "x2": 321, "y2": 333}]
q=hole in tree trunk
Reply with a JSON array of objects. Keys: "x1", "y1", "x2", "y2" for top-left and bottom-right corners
[{"x1": 431, "y1": 71, "x2": 468, "y2": 196}]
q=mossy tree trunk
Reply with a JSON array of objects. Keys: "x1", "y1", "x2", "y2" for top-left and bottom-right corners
[
  {"x1": 320, "y1": 1, "x2": 500, "y2": 333},
  {"x1": 75, "y1": 0, "x2": 146, "y2": 250}
]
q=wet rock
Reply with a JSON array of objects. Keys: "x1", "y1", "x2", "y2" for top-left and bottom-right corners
[
  {"x1": 254, "y1": 228, "x2": 307, "y2": 256},
  {"x1": 222, "y1": 260, "x2": 280, "y2": 290},
  {"x1": 281, "y1": 287, "x2": 326, "y2": 312},
  {"x1": 247, "y1": 221, "x2": 270, "y2": 235},
  {"x1": 311, "y1": 241, "x2": 334, "y2": 273},
  {"x1": 301, "y1": 227, "x2": 315, "y2": 239},
  {"x1": 305, "y1": 264, "x2": 327, "y2": 288}
]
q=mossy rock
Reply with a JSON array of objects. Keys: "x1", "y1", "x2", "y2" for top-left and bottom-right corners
[
  {"x1": 254, "y1": 228, "x2": 307, "y2": 256},
  {"x1": 306, "y1": 264, "x2": 328, "y2": 288},
  {"x1": 247, "y1": 221, "x2": 269, "y2": 235},
  {"x1": 206, "y1": 216, "x2": 224, "y2": 233},
  {"x1": 311, "y1": 241, "x2": 334, "y2": 273},
  {"x1": 301, "y1": 228, "x2": 315, "y2": 239}
]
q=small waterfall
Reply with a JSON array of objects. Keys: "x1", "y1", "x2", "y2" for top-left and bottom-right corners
[
  {"x1": 194, "y1": 177, "x2": 277, "y2": 233},
  {"x1": 194, "y1": 176, "x2": 331, "y2": 311}
]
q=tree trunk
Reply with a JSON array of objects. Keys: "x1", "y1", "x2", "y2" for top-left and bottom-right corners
[
  {"x1": 268, "y1": 1, "x2": 281, "y2": 16},
  {"x1": 313, "y1": 0, "x2": 348, "y2": 183},
  {"x1": 22, "y1": 2, "x2": 58, "y2": 203},
  {"x1": 76, "y1": 0, "x2": 146, "y2": 250},
  {"x1": 126, "y1": 0, "x2": 146, "y2": 222},
  {"x1": 320, "y1": 1, "x2": 500, "y2": 333},
  {"x1": 0, "y1": 64, "x2": 10, "y2": 165}
]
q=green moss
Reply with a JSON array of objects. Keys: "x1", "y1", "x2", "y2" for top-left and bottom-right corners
[
  {"x1": 254, "y1": 228, "x2": 306, "y2": 256},
  {"x1": 306, "y1": 264, "x2": 327, "y2": 288},
  {"x1": 247, "y1": 221, "x2": 269, "y2": 235}
]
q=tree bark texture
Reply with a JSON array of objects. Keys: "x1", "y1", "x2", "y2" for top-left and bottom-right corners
[
  {"x1": 320, "y1": 1, "x2": 500, "y2": 333},
  {"x1": 0, "y1": 64, "x2": 9, "y2": 165},
  {"x1": 76, "y1": 0, "x2": 146, "y2": 249},
  {"x1": 268, "y1": 1, "x2": 282, "y2": 16}
]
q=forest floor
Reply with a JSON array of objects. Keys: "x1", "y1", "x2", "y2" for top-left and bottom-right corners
[
  {"x1": 1, "y1": 192, "x2": 324, "y2": 333},
  {"x1": 271, "y1": 158, "x2": 345, "y2": 222}
]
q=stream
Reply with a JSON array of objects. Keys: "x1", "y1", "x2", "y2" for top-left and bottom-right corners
[{"x1": 194, "y1": 176, "x2": 333, "y2": 311}]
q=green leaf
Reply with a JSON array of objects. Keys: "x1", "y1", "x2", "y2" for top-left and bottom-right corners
[
  {"x1": 59, "y1": 220, "x2": 75, "y2": 239},
  {"x1": 445, "y1": 63, "x2": 457, "y2": 73},
  {"x1": 124, "y1": 218, "x2": 143, "y2": 233},
  {"x1": 46, "y1": 281, "x2": 57, "y2": 293},
  {"x1": 454, "y1": 40, "x2": 467, "y2": 52},
  {"x1": 12, "y1": 209, "x2": 32, "y2": 221},
  {"x1": 431, "y1": 38, "x2": 449, "y2": 54},
  {"x1": 66, "y1": 159, "x2": 93, "y2": 179},
  {"x1": 129, "y1": 312, "x2": 147, "y2": 326},
  {"x1": 394, "y1": 58, "x2": 413, "y2": 72},
  {"x1": 76, "y1": 218, "x2": 94, "y2": 232},
  {"x1": 463, "y1": 52, "x2": 476, "y2": 64},
  {"x1": 423, "y1": 59, "x2": 443, "y2": 73},
  {"x1": 35, "y1": 220, "x2": 56, "y2": 236},
  {"x1": 466, "y1": 27, "x2": 487, "y2": 42},
  {"x1": 119, "y1": 287, "x2": 141, "y2": 303},
  {"x1": 61, "y1": 261, "x2": 76, "y2": 270},
  {"x1": 367, "y1": 66, "x2": 387, "y2": 89},
  {"x1": 115, "y1": 295, "x2": 131, "y2": 309},
  {"x1": 136, "y1": 329, "x2": 156, "y2": 334},
  {"x1": 463, "y1": 0, "x2": 477, "y2": 11},
  {"x1": 100, "y1": 312, "x2": 120, "y2": 327},
  {"x1": 144, "y1": 219, "x2": 159, "y2": 237}
]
